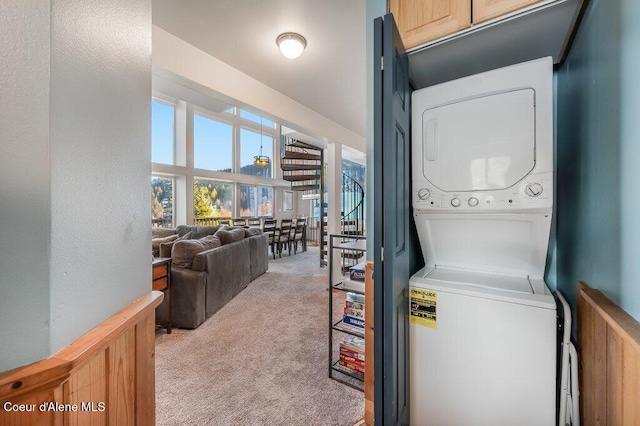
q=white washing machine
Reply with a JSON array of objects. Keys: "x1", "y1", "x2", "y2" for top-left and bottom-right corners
[{"x1": 409, "y1": 57, "x2": 557, "y2": 426}]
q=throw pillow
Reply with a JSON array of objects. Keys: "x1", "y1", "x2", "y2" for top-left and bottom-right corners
[
  {"x1": 215, "y1": 228, "x2": 246, "y2": 245},
  {"x1": 244, "y1": 227, "x2": 263, "y2": 237},
  {"x1": 159, "y1": 231, "x2": 192, "y2": 258},
  {"x1": 176, "y1": 225, "x2": 221, "y2": 239},
  {"x1": 172, "y1": 235, "x2": 222, "y2": 269},
  {"x1": 152, "y1": 227, "x2": 177, "y2": 239},
  {"x1": 152, "y1": 234, "x2": 178, "y2": 257}
]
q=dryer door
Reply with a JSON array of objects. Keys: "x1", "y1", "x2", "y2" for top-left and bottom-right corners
[{"x1": 422, "y1": 89, "x2": 535, "y2": 192}]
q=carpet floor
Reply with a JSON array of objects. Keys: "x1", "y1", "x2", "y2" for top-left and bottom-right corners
[{"x1": 155, "y1": 247, "x2": 365, "y2": 425}]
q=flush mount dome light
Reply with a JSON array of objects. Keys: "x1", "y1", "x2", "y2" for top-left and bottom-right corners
[{"x1": 276, "y1": 32, "x2": 307, "y2": 59}]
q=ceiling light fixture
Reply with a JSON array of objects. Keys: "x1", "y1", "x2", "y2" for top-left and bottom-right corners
[{"x1": 276, "y1": 32, "x2": 307, "y2": 59}]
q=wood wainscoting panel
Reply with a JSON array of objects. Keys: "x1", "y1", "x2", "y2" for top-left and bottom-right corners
[
  {"x1": 108, "y1": 328, "x2": 136, "y2": 426},
  {"x1": 0, "y1": 291, "x2": 163, "y2": 426},
  {"x1": 64, "y1": 352, "x2": 107, "y2": 426},
  {"x1": 578, "y1": 281, "x2": 640, "y2": 426},
  {"x1": 135, "y1": 314, "x2": 156, "y2": 425}
]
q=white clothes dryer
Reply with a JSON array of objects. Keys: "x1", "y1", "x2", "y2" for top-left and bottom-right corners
[{"x1": 410, "y1": 57, "x2": 557, "y2": 426}]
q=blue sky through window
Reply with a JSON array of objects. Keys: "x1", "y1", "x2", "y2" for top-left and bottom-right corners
[
  {"x1": 240, "y1": 110, "x2": 274, "y2": 128},
  {"x1": 152, "y1": 101, "x2": 174, "y2": 164},
  {"x1": 194, "y1": 114, "x2": 233, "y2": 172}
]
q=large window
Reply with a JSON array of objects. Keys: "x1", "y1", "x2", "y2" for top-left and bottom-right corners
[
  {"x1": 151, "y1": 98, "x2": 281, "y2": 226},
  {"x1": 152, "y1": 101, "x2": 175, "y2": 165},
  {"x1": 193, "y1": 180, "x2": 233, "y2": 219},
  {"x1": 152, "y1": 176, "x2": 174, "y2": 228},
  {"x1": 240, "y1": 128, "x2": 273, "y2": 178},
  {"x1": 239, "y1": 185, "x2": 273, "y2": 217},
  {"x1": 194, "y1": 114, "x2": 233, "y2": 172}
]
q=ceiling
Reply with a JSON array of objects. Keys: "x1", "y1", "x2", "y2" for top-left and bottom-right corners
[{"x1": 152, "y1": 0, "x2": 367, "y2": 139}]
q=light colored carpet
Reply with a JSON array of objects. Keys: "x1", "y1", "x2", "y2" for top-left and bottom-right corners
[{"x1": 155, "y1": 247, "x2": 364, "y2": 425}]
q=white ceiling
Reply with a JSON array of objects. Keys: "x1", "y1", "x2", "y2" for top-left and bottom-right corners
[{"x1": 152, "y1": 0, "x2": 367, "y2": 139}]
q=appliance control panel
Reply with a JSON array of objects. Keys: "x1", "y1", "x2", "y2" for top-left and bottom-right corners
[{"x1": 413, "y1": 172, "x2": 552, "y2": 212}]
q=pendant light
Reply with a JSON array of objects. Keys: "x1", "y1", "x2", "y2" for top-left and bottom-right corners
[{"x1": 253, "y1": 117, "x2": 270, "y2": 166}]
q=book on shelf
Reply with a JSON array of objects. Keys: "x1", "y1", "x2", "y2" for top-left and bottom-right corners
[
  {"x1": 345, "y1": 300, "x2": 364, "y2": 310},
  {"x1": 340, "y1": 335, "x2": 365, "y2": 351},
  {"x1": 349, "y1": 262, "x2": 367, "y2": 282},
  {"x1": 343, "y1": 315, "x2": 365, "y2": 328},
  {"x1": 339, "y1": 359, "x2": 365, "y2": 374},
  {"x1": 346, "y1": 292, "x2": 365, "y2": 304},
  {"x1": 340, "y1": 354, "x2": 365, "y2": 368},
  {"x1": 340, "y1": 347, "x2": 365, "y2": 361}
]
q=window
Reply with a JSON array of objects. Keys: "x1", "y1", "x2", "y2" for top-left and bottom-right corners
[
  {"x1": 239, "y1": 185, "x2": 273, "y2": 217},
  {"x1": 240, "y1": 109, "x2": 275, "y2": 128},
  {"x1": 193, "y1": 180, "x2": 233, "y2": 218},
  {"x1": 152, "y1": 101, "x2": 175, "y2": 165},
  {"x1": 152, "y1": 176, "x2": 174, "y2": 228},
  {"x1": 194, "y1": 114, "x2": 233, "y2": 172},
  {"x1": 240, "y1": 128, "x2": 273, "y2": 178}
]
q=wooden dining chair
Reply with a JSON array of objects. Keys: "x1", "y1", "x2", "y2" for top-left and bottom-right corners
[
  {"x1": 217, "y1": 217, "x2": 231, "y2": 226},
  {"x1": 276, "y1": 219, "x2": 294, "y2": 257},
  {"x1": 232, "y1": 218, "x2": 247, "y2": 227},
  {"x1": 247, "y1": 217, "x2": 262, "y2": 227},
  {"x1": 262, "y1": 219, "x2": 278, "y2": 259},
  {"x1": 292, "y1": 217, "x2": 307, "y2": 254}
]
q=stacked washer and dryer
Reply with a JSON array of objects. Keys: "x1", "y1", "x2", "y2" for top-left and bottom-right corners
[{"x1": 409, "y1": 57, "x2": 557, "y2": 425}]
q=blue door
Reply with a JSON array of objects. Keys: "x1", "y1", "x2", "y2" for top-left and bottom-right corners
[{"x1": 373, "y1": 13, "x2": 411, "y2": 426}]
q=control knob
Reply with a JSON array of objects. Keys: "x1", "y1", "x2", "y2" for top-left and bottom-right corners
[
  {"x1": 468, "y1": 197, "x2": 479, "y2": 207},
  {"x1": 450, "y1": 198, "x2": 461, "y2": 208},
  {"x1": 525, "y1": 182, "x2": 543, "y2": 197},
  {"x1": 417, "y1": 188, "x2": 431, "y2": 200}
]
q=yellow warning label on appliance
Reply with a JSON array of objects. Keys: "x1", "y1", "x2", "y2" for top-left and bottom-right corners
[{"x1": 410, "y1": 288, "x2": 437, "y2": 328}]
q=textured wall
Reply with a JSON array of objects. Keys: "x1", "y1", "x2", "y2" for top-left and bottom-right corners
[
  {"x1": 0, "y1": 0, "x2": 151, "y2": 372},
  {"x1": 556, "y1": 0, "x2": 640, "y2": 321},
  {"x1": 0, "y1": 0, "x2": 52, "y2": 371},
  {"x1": 48, "y1": 0, "x2": 152, "y2": 352}
]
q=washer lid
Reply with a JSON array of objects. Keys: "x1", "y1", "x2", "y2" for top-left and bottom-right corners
[
  {"x1": 422, "y1": 89, "x2": 536, "y2": 192},
  {"x1": 425, "y1": 267, "x2": 533, "y2": 294},
  {"x1": 410, "y1": 266, "x2": 557, "y2": 309}
]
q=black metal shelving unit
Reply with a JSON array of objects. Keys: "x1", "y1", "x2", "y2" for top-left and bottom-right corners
[{"x1": 328, "y1": 234, "x2": 367, "y2": 391}]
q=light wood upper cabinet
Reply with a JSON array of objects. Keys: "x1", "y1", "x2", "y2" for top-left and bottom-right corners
[
  {"x1": 473, "y1": 0, "x2": 545, "y2": 23},
  {"x1": 389, "y1": 0, "x2": 472, "y2": 49}
]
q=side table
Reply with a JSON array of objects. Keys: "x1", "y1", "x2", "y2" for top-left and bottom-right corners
[{"x1": 152, "y1": 257, "x2": 172, "y2": 334}]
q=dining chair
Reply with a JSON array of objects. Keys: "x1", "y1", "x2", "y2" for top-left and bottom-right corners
[
  {"x1": 276, "y1": 219, "x2": 294, "y2": 257},
  {"x1": 247, "y1": 217, "x2": 262, "y2": 227},
  {"x1": 217, "y1": 218, "x2": 231, "y2": 226},
  {"x1": 262, "y1": 219, "x2": 278, "y2": 259},
  {"x1": 232, "y1": 218, "x2": 247, "y2": 227},
  {"x1": 292, "y1": 217, "x2": 307, "y2": 254}
]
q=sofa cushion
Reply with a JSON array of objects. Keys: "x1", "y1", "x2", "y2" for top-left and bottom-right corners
[
  {"x1": 176, "y1": 225, "x2": 221, "y2": 239},
  {"x1": 172, "y1": 235, "x2": 222, "y2": 269},
  {"x1": 152, "y1": 234, "x2": 178, "y2": 257},
  {"x1": 244, "y1": 227, "x2": 263, "y2": 237},
  {"x1": 159, "y1": 231, "x2": 192, "y2": 258},
  {"x1": 215, "y1": 228, "x2": 246, "y2": 245},
  {"x1": 152, "y1": 228, "x2": 177, "y2": 239}
]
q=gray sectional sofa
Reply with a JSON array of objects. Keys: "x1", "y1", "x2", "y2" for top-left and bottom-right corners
[{"x1": 155, "y1": 225, "x2": 269, "y2": 329}]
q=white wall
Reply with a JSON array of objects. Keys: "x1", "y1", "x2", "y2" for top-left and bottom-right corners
[
  {"x1": 0, "y1": 0, "x2": 152, "y2": 371},
  {"x1": 0, "y1": 0, "x2": 52, "y2": 370}
]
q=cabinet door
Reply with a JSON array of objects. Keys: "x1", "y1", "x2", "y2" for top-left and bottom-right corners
[
  {"x1": 473, "y1": 0, "x2": 544, "y2": 23},
  {"x1": 389, "y1": 0, "x2": 471, "y2": 49}
]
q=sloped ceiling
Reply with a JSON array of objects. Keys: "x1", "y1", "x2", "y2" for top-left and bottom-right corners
[{"x1": 152, "y1": 0, "x2": 367, "y2": 138}]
